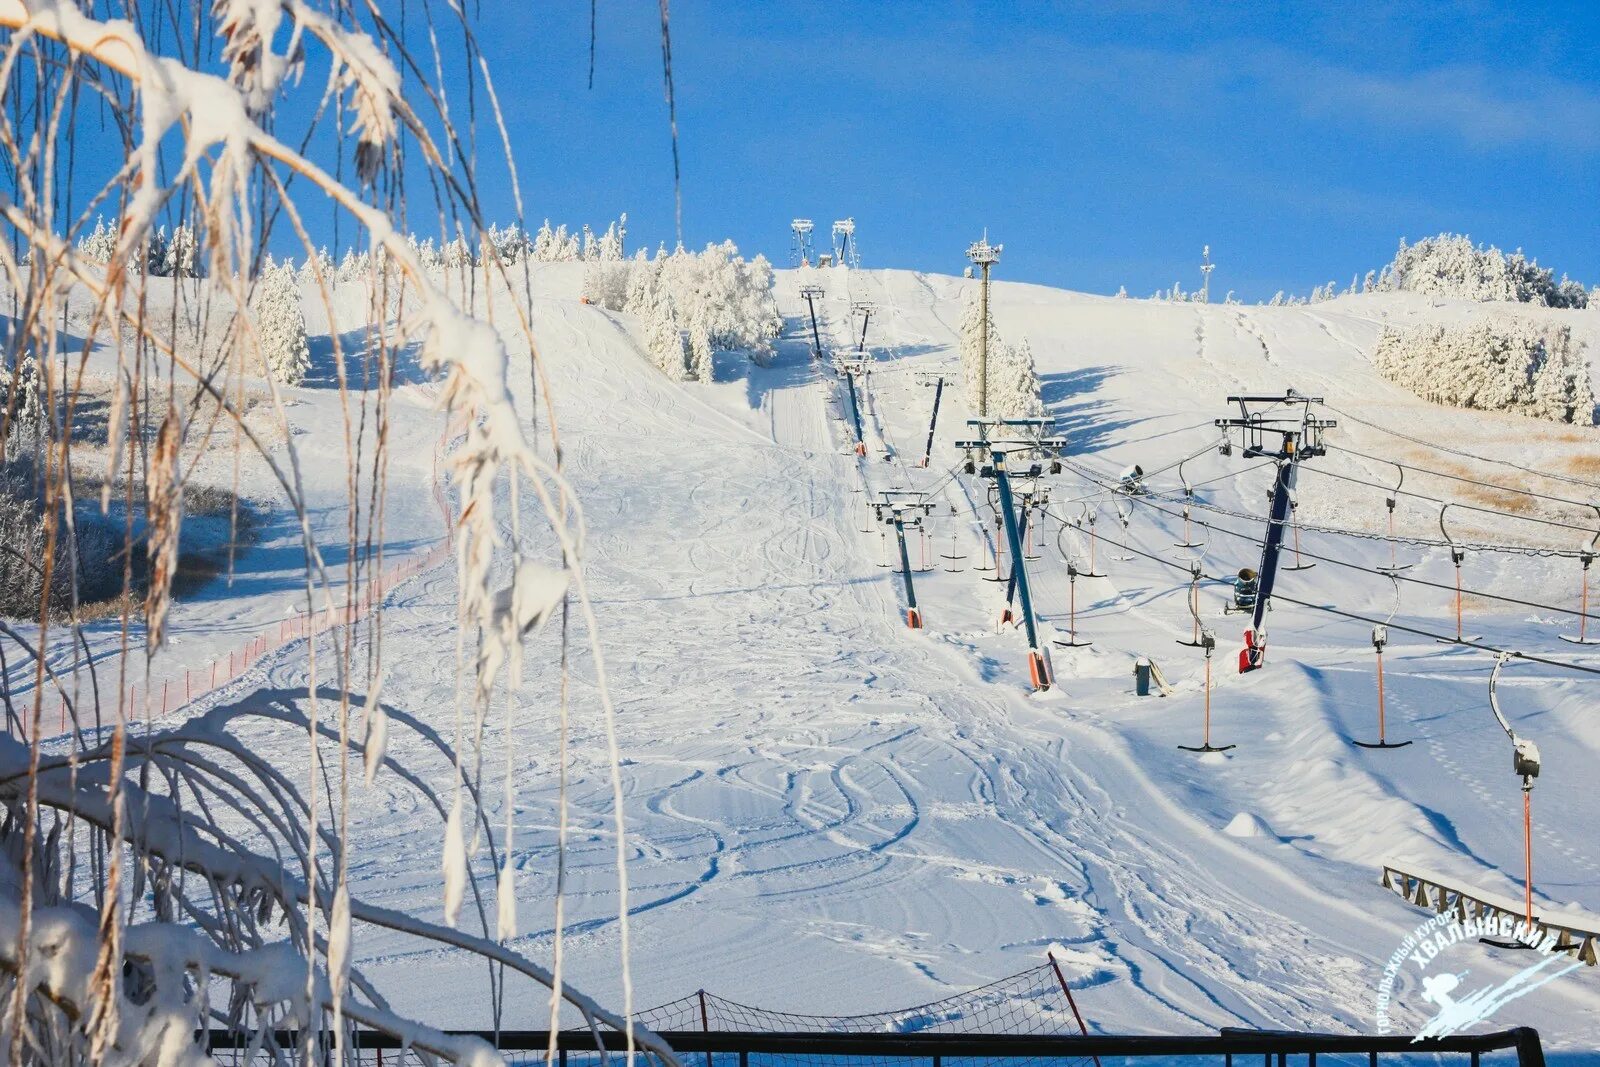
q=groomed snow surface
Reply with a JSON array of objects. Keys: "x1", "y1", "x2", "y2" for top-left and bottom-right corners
[{"x1": 32, "y1": 264, "x2": 1600, "y2": 1049}]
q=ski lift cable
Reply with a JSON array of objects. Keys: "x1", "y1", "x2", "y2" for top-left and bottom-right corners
[
  {"x1": 1323, "y1": 402, "x2": 1600, "y2": 494},
  {"x1": 1298, "y1": 463, "x2": 1597, "y2": 536},
  {"x1": 1326, "y1": 442, "x2": 1598, "y2": 512},
  {"x1": 1269, "y1": 593, "x2": 1600, "y2": 678},
  {"x1": 1083, "y1": 462, "x2": 1592, "y2": 559},
  {"x1": 1039, "y1": 502, "x2": 1600, "y2": 679},
  {"x1": 1080, "y1": 471, "x2": 1600, "y2": 622}
]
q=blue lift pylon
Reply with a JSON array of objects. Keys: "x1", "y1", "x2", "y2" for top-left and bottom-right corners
[
  {"x1": 958, "y1": 420, "x2": 1067, "y2": 691},
  {"x1": 873, "y1": 492, "x2": 935, "y2": 629},
  {"x1": 916, "y1": 370, "x2": 948, "y2": 468},
  {"x1": 799, "y1": 285, "x2": 826, "y2": 361},
  {"x1": 1213, "y1": 390, "x2": 1334, "y2": 674},
  {"x1": 833, "y1": 350, "x2": 872, "y2": 457}
]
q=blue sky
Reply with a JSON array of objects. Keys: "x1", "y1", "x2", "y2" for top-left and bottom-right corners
[{"x1": 466, "y1": 2, "x2": 1600, "y2": 301}]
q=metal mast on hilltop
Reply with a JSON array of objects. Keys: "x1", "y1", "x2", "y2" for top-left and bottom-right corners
[
  {"x1": 965, "y1": 233, "x2": 1002, "y2": 419},
  {"x1": 832, "y1": 218, "x2": 860, "y2": 269},
  {"x1": 791, "y1": 219, "x2": 815, "y2": 267}
]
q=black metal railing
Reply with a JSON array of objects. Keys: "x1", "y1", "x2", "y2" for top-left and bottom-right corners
[{"x1": 202, "y1": 1026, "x2": 1545, "y2": 1067}]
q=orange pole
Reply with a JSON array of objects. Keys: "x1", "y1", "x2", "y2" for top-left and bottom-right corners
[
  {"x1": 1524, "y1": 789, "x2": 1534, "y2": 926},
  {"x1": 1454, "y1": 563, "x2": 1463, "y2": 641},
  {"x1": 1376, "y1": 649, "x2": 1386, "y2": 743},
  {"x1": 1582, "y1": 563, "x2": 1590, "y2": 644}
]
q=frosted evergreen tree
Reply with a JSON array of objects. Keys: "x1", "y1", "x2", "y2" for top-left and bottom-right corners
[
  {"x1": 1373, "y1": 318, "x2": 1593, "y2": 424},
  {"x1": 254, "y1": 258, "x2": 311, "y2": 386},
  {"x1": 441, "y1": 235, "x2": 473, "y2": 270},
  {"x1": 959, "y1": 289, "x2": 1042, "y2": 416},
  {"x1": 643, "y1": 287, "x2": 691, "y2": 381},
  {"x1": 1362, "y1": 270, "x2": 1377, "y2": 293},
  {"x1": 145, "y1": 226, "x2": 169, "y2": 275},
  {"x1": 163, "y1": 222, "x2": 201, "y2": 277},
  {"x1": 687, "y1": 311, "x2": 715, "y2": 383},
  {"x1": 532, "y1": 219, "x2": 557, "y2": 260},
  {"x1": 299, "y1": 246, "x2": 335, "y2": 284},
  {"x1": 990, "y1": 337, "x2": 1045, "y2": 418},
  {"x1": 597, "y1": 214, "x2": 627, "y2": 260},
  {"x1": 76, "y1": 216, "x2": 118, "y2": 263},
  {"x1": 5, "y1": 346, "x2": 45, "y2": 457},
  {"x1": 624, "y1": 251, "x2": 660, "y2": 314},
  {"x1": 1114, "y1": 285, "x2": 1128, "y2": 299},
  {"x1": 1378, "y1": 233, "x2": 1587, "y2": 306}
]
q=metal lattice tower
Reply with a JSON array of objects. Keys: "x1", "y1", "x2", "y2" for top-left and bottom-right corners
[
  {"x1": 1200, "y1": 244, "x2": 1215, "y2": 304},
  {"x1": 965, "y1": 233, "x2": 1003, "y2": 419},
  {"x1": 791, "y1": 219, "x2": 815, "y2": 267},
  {"x1": 832, "y1": 218, "x2": 860, "y2": 269}
]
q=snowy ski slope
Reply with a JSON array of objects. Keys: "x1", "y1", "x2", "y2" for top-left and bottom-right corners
[{"x1": 22, "y1": 264, "x2": 1600, "y2": 1047}]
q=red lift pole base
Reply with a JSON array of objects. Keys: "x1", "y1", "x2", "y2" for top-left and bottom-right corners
[
  {"x1": 1027, "y1": 649, "x2": 1053, "y2": 691},
  {"x1": 906, "y1": 607, "x2": 923, "y2": 630}
]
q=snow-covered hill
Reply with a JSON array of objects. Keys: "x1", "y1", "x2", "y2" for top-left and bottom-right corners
[{"x1": 19, "y1": 265, "x2": 1600, "y2": 1047}]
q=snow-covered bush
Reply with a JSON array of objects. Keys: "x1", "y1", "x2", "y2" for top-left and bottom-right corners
[
  {"x1": 1377, "y1": 234, "x2": 1588, "y2": 308},
  {"x1": 1372, "y1": 317, "x2": 1595, "y2": 424},
  {"x1": 0, "y1": 465, "x2": 124, "y2": 618},
  {"x1": 254, "y1": 258, "x2": 311, "y2": 386},
  {"x1": 585, "y1": 241, "x2": 780, "y2": 373},
  {"x1": 958, "y1": 290, "x2": 1044, "y2": 417}
]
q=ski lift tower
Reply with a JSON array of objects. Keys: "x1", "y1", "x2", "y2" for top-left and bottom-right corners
[
  {"x1": 791, "y1": 219, "x2": 815, "y2": 267},
  {"x1": 832, "y1": 348, "x2": 873, "y2": 455},
  {"x1": 957, "y1": 418, "x2": 1065, "y2": 690},
  {"x1": 966, "y1": 234, "x2": 1002, "y2": 419},
  {"x1": 832, "y1": 218, "x2": 860, "y2": 269},
  {"x1": 872, "y1": 491, "x2": 936, "y2": 629},
  {"x1": 1214, "y1": 389, "x2": 1335, "y2": 674},
  {"x1": 1200, "y1": 245, "x2": 1215, "y2": 304},
  {"x1": 851, "y1": 301, "x2": 876, "y2": 353}
]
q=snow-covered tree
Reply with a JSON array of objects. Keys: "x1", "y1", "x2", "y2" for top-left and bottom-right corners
[
  {"x1": 75, "y1": 216, "x2": 118, "y2": 263},
  {"x1": 254, "y1": 258, "x2": 311, "y2": 386},
  {"x1": 596, "y1": 213, "x2": 627, "y2": 261},
  {"x1": 582, "y1": 258, "x2": 631, "y2": 310},
  {"x1": 959, "y1": 289, "x2": 1043, "y2": 416},
  {"x1": 162, "y1": 222, "x2": 201, "y2": 277},
  {"x1": 1373, "y1": 317, "x2": 1594, "y2": 424},
  {"x1": 642, "y1": 286, "x2": 691, "y2": 381},
  {"x1": 687, "y1": 310, "x2": 715, "y2": 383},
  {"x1": 1377, "y1": 233, "x2": 1588, "y2": 307},
  {"x1": 299, "y1": 245, "x2": 335, "y2": 284}
]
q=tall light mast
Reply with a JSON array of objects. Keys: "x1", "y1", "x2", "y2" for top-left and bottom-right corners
[
  {"x1": 965, "y1": 233, "x2": 1002, "y2": 419},
  {"x1": 1200, "y1": 244, "x2": 1215, "y2": 304}
]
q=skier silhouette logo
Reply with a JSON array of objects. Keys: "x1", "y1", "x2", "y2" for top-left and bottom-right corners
[
  {"x1": 1413, "y1": 956, "x2": 1581, "y2": 1040},
  {"x1": 1373, "y1": 912, "x2": 1582, "y2": 1037}
]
